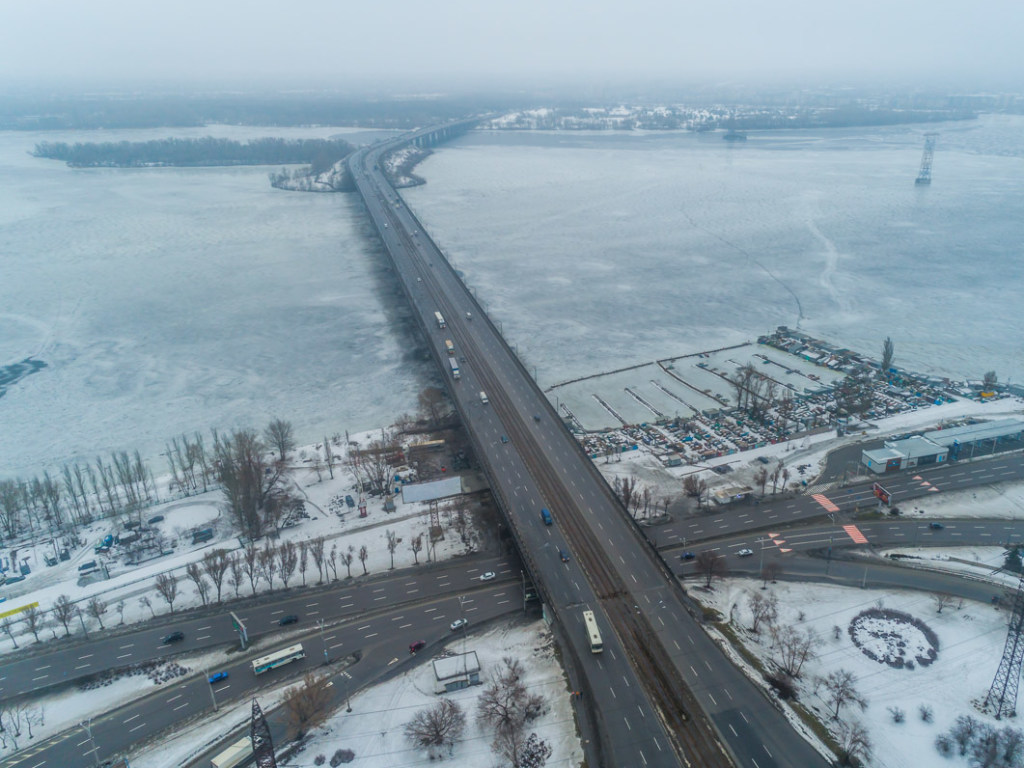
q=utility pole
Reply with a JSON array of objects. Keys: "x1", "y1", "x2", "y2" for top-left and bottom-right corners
[
  {"x1": 79, "y1": 719, "x2": 99, "y2": 767},
  {"x1": 205, "y1": 668, "x2": 218, "y2": 712},
  {"x1": 318, "y1": 619, "x2": 329, "y2": 665}
]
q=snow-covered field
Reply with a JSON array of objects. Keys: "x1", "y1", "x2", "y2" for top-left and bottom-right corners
[{"x1": 694, "y1": 578, "x2": 1014, "y2": 768}]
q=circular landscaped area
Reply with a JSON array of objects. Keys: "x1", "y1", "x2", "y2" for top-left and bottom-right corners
[{"x1": 848, "y1": 608, "x2": 939, "y2": 669}]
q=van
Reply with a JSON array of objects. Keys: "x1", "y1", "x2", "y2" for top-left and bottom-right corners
[
  {"x1": 541, "y1": 508, "x2": 553, "y2": 526},
  {"x1": 480, "y1": 391, "x2": 489, "y2": 405}
]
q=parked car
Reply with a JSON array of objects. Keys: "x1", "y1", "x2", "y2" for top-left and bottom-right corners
[
  {"x1": 278, "y1": 614, "x2": 299, "y2": 626},
  {"x1": 929, "y1": 522, "x2": 945, "y2": 530},
  {"x1": 345, "y1": 495, "x2": 355, "y2": 508},
  {"x1": 559, "y1": 549, "x2": 570, "y2": 562},
  {"x1": 450, "y1": 618, "x2": 468, "y2": 631},
  {"x1": 680, "y1": 552, "x2": 696, "y2": 561},
  {"x1": 737, "y1": 548, "x2": 754, "y2": 557},
  {"x1": 409, "y1": 640, "x2": 427, "y2": 654},
  {"x1": 147, "y1": 515, "x2": 164, "y2": 525},
  {"x1": 480, "y1": 571, "x2": 496, "y2": 581},
  {"x1": 207, "y1": 671, "x2": 229, "y2": 684},
  {"x1": 162, "y1": 631, "x2": 185, "y2": 644}
]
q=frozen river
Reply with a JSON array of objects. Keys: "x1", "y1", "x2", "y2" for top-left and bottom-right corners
[{"x1": 2, "y1": 115, "x2": 1022, "y2": 478}]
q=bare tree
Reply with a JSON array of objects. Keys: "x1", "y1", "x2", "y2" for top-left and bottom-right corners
[
  {"x1": 258, "y1": 541, "x2": 278, "y2": 592},
  {"x1": 821, "y1": 669, "x2": 867, "y2": 719},
  {"x1": 932, "y1": 592, "x2": 957, "y2": 614},
  {"x1": 358, "y1": 544, "x2": 369, "y2": 575},
  {"x1": 494, "y1": 730, "x2": 552, "y2": 768},
  {"x1": 881, "y1": 336, "x2": 895, "y2": 375},
  {"x1": 228, "y1": 552, "x2": 244, "y2": 598},
  {"x1": 386, "y1": 529, "x2": 398, "y2": 570},
  {"x1": 1, "y1": 616, "x2": 18, "y2": 648},
  {"x1": 264, "y1": 418, "x2": 296, "y2": 462},
  {"x1": 138, "y1": 595, "x2": 155, "y2": 619},
  {"x1": 772, "y1": 625, "x2": 818, "y2": 679},
  {"x1": 242, "y1": 543, "x2": 261, "y2": 595},
  {"x1": 771, "y1": 460, "x2": 785, "y2": 494},
  {"x1": 417, "y1": 386, "x2": 448, "y2": 426},
  {"x1": 950, "y1": 715, "x2": 980, "y2": 756},
  {"x1": 410, "y1": 533, "x2": 423, "y2": 564},
  {"x1": 404, "y1": 699, "x2": 466, "y2": 759},
  {"x1": 323, "y1": 435, "x2": 335, "y2": 479},
  {"x1": 282, "y1": 672, "x2": 334, "y2": 740},
  {"x1": 214, "y1": 428, "x2": 283, "y2": 540},
  {"x1": 695, "y1": 550, "x2": 727, "y2": 588},
  {"x1": 278, "y1": 540, "x2": 298, "y2": 588},
  {"x1": 478, "y1": 658, "x2": 545, "y2": 765},
  {"x1": 115, "y1": 600, "x2": 126, "y2": 625},
  {"x1": 761, "y1": 562, "x2": 782, "y2": 589},
  {"x1": 298, "y1": 540, "x2": 309, "y2": 586},
  {"x1": 309, "y1": 535, "x2": 326, "y2": 583},
  {"x1": 747, "y1": 591, "x2": 778, "y2": 634},
  {"x1": 201, "y1": 549, "x2": 231, "y2": 603},
  {"x1": 52, "y1": 594, "x2": 76, "y2": 636},
  {"x1": 85, "y1": 596, "x2": 108, "y2": 629},
  {"x1": 838, "y1": 720, "x2": 872, "y2": 766},
  {"x1": 21, "y1": 604, "x2": 42, "y2": 643},
  {"x1": 185, "y1": 562, "x2": 211, "y2": 606},
  {"x1": 327, "y1": 543, "x2": 340, "y2": 581},
  {"x1": 155, "y1": 572, "x2": 179, "y2": 613},
  {"x1": 754, "y1": 467, "x2": 769, "y2": 496}
]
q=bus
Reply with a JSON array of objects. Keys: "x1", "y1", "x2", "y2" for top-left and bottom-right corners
[
  {"x1": 583, "y1": 610, "x2": 603, "y2": 654},
  {"x1": 210, "y1": 736, "x2": 252, "y2": 768},
  {"x1": 444, "y1": 339, "x2": 455, "y2": 356},
  {"x1": 434, "y1": 311, "x2": 446, "y2": 329},
  {"x1": 251, "y1": 643, "x2": 305, "y2": 675}
]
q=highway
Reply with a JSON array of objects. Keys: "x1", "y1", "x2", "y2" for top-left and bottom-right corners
[
  {"x1": 657, "y1": 452, "x2": 1024, "y2": 549},
  {"x1": 350, "y1": 124, "x2": 831, "y2": 767},
  {"x1": 0, "y1": 555, "x2": 520, "y2": 768}
]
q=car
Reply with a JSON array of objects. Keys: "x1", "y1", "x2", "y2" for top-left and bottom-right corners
[
  {"x1": 480, "y1": 571, "x2": 496, "y2": 581},
  {"x1": 500, "y1": 435, "x2": 509, "y2": 444},
  {"x1": 680, "y1": 551, "x2": 696, "y2": 561},
  {"x1": 345, "y1": 495, "x2": 355, "y2": 508},
  {"x1": 533, "y1": 414, "x2": 541, "y2": 422},
  {"x1": 559, "y1": 549, "x2": 570, "y2": 562},
  {"x1": 278, "y1": 614, "x2": 299, "y2": 626},
  {"x1": 161, "y1": 631, "x2": 185, "y2": 644},
  {"x1": 929, "y1": 522, "x2": 944, "y2": 530},
  {"x1": 450, "y1": 618, "x2": 468, "y2": 631},
  {"x1": 207, "y1": 671, "x2": 229, "y2": 684},
  {"x1": 736, "y1": 548, "x2": 754, "y2": 557},
  {"x1": 409, "y1": 640, "x2": 427, "y2": 654}
]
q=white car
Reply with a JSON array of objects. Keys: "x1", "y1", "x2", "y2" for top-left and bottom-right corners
[
  {"x1": 480, "y1": 571, "x2": 496, "y2": 581},
  {"x1": 737, "y1": 548, "x2": 754, "y2": 557},
  {"x1": 450, "y1": 618, "x2": 468, "y2": 631}
]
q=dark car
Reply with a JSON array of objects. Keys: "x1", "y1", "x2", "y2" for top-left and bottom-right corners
[
  {"x1": 500, "y1": 435, "x2": 509, "y2": 444},
  {"x1": 279, "y1": 614, "x2": 299, "y2": 626},
  {"x1": 929, "y1": 522, "x2": 944, "y2": 530},
  {"x1": 559, "y1": 549, "x2": 570, "y2": 562},
  {"x1": 208, "y1": 671, "x2": 229, "y2": 684},
  {"x1": 409, "y1": 640, "x2": 427, "y2": 654},
  {"x1": 345, "y1": 495, "x2": 355, "y2": 508},
  {"x1": 161, "y1": 631, "x2": 184, "y2": 644},
  {"x1": 147, "y1": 515, "x2": 164, "y2": 525},
  {"x1": 680, "y1": 551, "x2": 696, "y2": 561}
]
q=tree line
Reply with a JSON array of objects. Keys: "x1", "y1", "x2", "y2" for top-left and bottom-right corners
[{"x1": 32, "y1": 137, "x2": 354, "y2": 169}]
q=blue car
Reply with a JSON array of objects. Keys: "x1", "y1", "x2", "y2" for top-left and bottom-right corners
[{"x1": 208, "y1": 671, "x2": 229, "y2": 684}]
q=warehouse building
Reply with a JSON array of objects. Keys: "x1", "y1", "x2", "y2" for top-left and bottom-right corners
[{"x1": 862, "y1": 418, "x2": 1024, "y2": 474}]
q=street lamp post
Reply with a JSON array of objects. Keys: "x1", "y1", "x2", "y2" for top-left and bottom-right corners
[
  {"x1": 79, "y1": 719, "x2": 99, "y2": 767},
  {"x1": 318, "y1": 619, "x2": 329, "y2": 665},
  {"x1": 205, "y1": 668, "x2": 218, "y2": 712}
]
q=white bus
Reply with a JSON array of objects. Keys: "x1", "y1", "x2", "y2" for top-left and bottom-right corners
[
  {"x1": 251, "y1": 643, "x2": 305, "y2": 675},
  {"x1": 583, "y1": 610, "x2": 603, "y2": 654},
  {"x1": 434, "y1": 311, "x2": 446, "y2": 329},
  {"x1": 210, "y1": 736, "x2": 252, "y2": 768}
]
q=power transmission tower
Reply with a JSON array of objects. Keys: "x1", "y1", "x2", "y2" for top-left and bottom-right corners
[
  {"x1": 915, "y1": 133, "x2": 938, "y2": 185},
  {"x1": 985, "y1": 575, "x2": 1024, "y2": 719},
  {"x1": 251, "y1": 697, "x2": 277, "y2": 768}
]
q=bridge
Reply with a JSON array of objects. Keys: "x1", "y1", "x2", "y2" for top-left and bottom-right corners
[{"x1": 349, "y1": 121, "x2": 831, "y2": 768}]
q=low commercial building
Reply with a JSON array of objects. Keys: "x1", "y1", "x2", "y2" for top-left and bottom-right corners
[{"x1": 433, "y1": 651, "x2": 481, "y2": 694}]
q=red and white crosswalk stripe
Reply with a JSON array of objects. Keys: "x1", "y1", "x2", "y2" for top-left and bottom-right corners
[
  {"x1": 812, "y1": 493, "x2": 840, "y2": 513},
  {"x1": 842, "y1": 524, "x2": 868, "y2": 544}
]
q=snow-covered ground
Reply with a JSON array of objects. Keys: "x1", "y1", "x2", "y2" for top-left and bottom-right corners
[
  {"x1": 693, "y1": 578, "x2": 1014, "y2": 768},
  {"x1": 132, "y1": 619, "x2": 580, "y2": 768}
]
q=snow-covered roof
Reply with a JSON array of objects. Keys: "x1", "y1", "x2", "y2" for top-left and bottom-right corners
[
  {"x1": 884, "y1": 435, "x2": 946, "y2": 459},
  {"x1": 432, "y1": 651, "x2": 480, "y2": 681},
  {"x1": 863, "y1": 447, "x2": 905, "y2": 463},
  {"x1": 401, "y1": 476, "x2": 463, "y2": 504},
  {"x1": 923, "y1": 418, "x2": 1024, "y2": 447}
]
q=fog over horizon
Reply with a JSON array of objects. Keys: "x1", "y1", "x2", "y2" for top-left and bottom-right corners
[{"x1": 2, "y1": 0, "x2": 1022, "y2": 94}]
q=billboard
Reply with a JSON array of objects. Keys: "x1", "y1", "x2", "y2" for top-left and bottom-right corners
[{"x1": 872, "y1": 482, "x2": 892, "y2": 506}]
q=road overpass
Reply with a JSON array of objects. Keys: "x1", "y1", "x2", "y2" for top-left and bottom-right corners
[{"x1": 350, "y1": 121, "x2": 831, "y2": 768}]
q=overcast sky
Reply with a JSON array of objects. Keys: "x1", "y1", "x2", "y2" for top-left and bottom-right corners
[{"x1": 2, "y1": 0, "x2": 1022, "y2": 90}]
